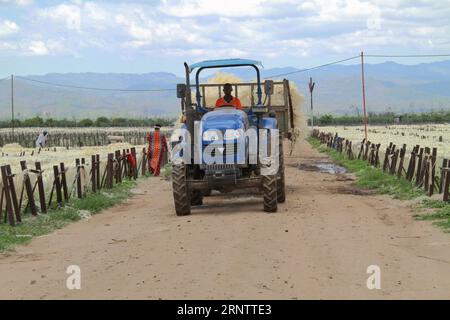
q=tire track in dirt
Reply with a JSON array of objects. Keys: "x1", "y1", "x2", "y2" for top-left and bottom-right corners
[{"x1": 0, "y1": 139, "x2": 449, "y2": 299}]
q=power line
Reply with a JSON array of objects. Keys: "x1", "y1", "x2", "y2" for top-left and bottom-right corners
[
  {"x1": 365, "y1": 54, "x2": 450, "y2": 58},
  {"x1": 263, "y1": 55, "x2": 361, "y2": 79},
  {"x1": 7, "y1": 52, "x2": 450, "y2": 88},
  {"x1": 14, "y1": 76, "x2": 176, "y2": 92},
  {"x1": 263, "y1": 53, "x2": 450, "y2": 79}
]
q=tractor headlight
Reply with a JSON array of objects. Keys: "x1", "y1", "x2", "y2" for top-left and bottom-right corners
[
  {"x1": 203, "y1": 130, "x2": 220, "y2": 141},
  {"x1": 224, "y1": 130, "x2": 241, "y2": 140}
]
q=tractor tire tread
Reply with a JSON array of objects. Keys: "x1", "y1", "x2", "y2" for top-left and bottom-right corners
[{"x1": 172, "y1": 164, "x2": 191, "y2": 216}]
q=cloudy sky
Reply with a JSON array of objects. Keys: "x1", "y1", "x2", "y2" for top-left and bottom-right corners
[{"x1": 0, "y1": 0, "x2": 449, "y2": 77}]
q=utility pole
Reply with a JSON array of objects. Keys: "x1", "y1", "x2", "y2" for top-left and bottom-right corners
[
  {"x1": 11, "y1": 74, "x2": 14, "y2": 139},
  {"x1": 308, "y1": 77, "x2": 315, "y2": 131},
  {"x1": 360, "y1": 52, "x2": 368, "y2": 141}
]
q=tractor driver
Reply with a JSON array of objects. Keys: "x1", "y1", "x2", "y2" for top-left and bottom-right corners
[{"x1": 215, "y1": 83, "x2": 243, "y2": 110}]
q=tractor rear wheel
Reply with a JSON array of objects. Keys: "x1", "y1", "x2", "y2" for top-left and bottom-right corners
[
  {"x1": 262, "y1": 174, "x2": 277, "y2": 212},
  {"x1": 277, "y1": 137, "x2": 286, "y2": 203},
  {"x1": 172, "y1": 164, "x2": 191, "y2": 216}
]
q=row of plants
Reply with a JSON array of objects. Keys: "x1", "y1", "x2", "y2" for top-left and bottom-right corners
[
  {"x1": 310, "y1": 110, "x2": 450, "y2": 126},
  {"x1": 0, "y1": 116, "x2": 176, "y2": 128}
]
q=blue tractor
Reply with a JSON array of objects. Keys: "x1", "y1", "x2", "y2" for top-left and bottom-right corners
[{"x1": 172, "y1": 59, "x2": 295, "y2": 215}]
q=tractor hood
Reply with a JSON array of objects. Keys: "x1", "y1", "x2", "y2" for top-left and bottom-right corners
[{"x1": 201, "y1": 108, "x2": 248, "y2": 132}]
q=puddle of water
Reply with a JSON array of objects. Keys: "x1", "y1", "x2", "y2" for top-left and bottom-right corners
[
  {"x1": 316, "y1": 163, "x2": 347, "y2": 174},
  {"x1": 297, "y1": 162, "x2": 347, "y2": 174}
]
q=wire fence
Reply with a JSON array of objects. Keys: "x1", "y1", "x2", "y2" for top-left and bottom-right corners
[
  {"x1": 0, "y1": 128, "x2": 151, "y2": 148},
  {"x1": 312, "y1": 129, "x2": 450, "y2": 202},
  {"x1": 0, "y1": 146, "x2": 152, "y2": 227}
]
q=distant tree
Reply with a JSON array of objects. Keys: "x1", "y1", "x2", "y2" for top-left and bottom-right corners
[
  {"x1": 319, "y1": 114, "x2": 334, "y2": 125},
  {"x1": 95, "y1": 117, "x2": 111, "y2": 127},
  {"x1": 111, "y1": 117, "x2": 128, "y2": 127},
  {"x1": 22, "y1": 116, "x2": 44, "y2": 127},
  {"x1": 79, "y1": 118, "x2": 94, "y2": 127},
  {"x1": 45, "y1": 118, "x2": 57, "y2": 127}
]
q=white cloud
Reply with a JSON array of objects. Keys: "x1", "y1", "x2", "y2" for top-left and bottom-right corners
[
  {"x1": 0, "y1": 20, "x2": 19, "y2": 37},
  {"x1": 128, "y1": 23, "x2": 153, "y2": 41},
  {"x1": 0, "y1": 41, "x2": 18, "y2": 50},
  {"x1": 159, "y1": 0, "x2": 268, "y2": 17},
  {"x1": 0, "y1": 0, "x2": 33, "y2": 6},
  {"x1": 37, "y1": 4, "x2": 81, "y2": 31},
  {"x1": 27, "y1": 40, "x2": 49, "y2": 55},
  {"x1": 2, "y1": 0, "x2": 450, "y2": 63}
]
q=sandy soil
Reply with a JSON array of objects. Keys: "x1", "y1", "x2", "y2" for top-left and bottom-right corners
[{"x1": 1, "y1": 139, "x2": 450, "y2": 299}]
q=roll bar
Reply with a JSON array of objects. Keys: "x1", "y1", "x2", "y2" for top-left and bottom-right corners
[{"x1": 184, "y1": 63, "x2": 263, "y2": 111}]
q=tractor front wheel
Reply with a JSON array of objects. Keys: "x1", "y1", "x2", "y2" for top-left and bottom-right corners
[
  {"x1": 262, "y1": 174, "x2": 277, "y2": 212},
  {"x1": 172, "y1": 164, "x2": 191, "y2": 216}
]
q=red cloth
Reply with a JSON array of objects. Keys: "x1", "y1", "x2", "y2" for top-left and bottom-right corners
[
  {"x1": 215, "y1": 96, "x2": 243, "y2": 110},
  {"x1": 147, "y1": 130, "x2": 167, "y2": 176},
  {"x1": 127, "y1": 153, "x2": 136, "y2": 168}
]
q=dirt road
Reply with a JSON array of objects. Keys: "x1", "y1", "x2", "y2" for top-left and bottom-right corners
[{"x1": 1, "y1": 139, "x2": 450, "y2": 299}]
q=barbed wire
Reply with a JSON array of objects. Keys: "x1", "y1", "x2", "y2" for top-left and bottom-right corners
[{"x1": 14, "y1": 76, "x2": 176, "y2": 92}]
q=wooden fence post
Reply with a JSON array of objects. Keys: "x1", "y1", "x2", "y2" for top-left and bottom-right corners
[
  {"x1": 122, "y1": 149, "x2": 127, "y2": 179},
  {"x1": 421, "y1": 148, "x2": 430, "y2": 189},
  {"x1": 363, "y1": 141, "x2": 370, "y2": 161},
  {"x1": 6, "y1": 165, "x2": 21, "y2": 222},
  {"x1": 368, "y1": 144, "x2": 375, "y2": 165},
  {"x1": 60, "y1": 162, "x2": 68, "y2": 201},
  {"x1": 131, "y1": 147, "x2": 138, "y2": 179},
  {"x1": 20, "y1": 160, "x2": 37, "y2": 216},
  {"x1": 96, "y1": 154, "x2": 100, "y2": 190},
  {"x1": 397, "y1": 144, "x2": 406, "y2": 178},
  {"x1": 383, "y1": 147, "x2": 390, "y2": 172},
  {"x1": 1, "y1": 166, "x2": 15, "y2": 226},
  {"x1": 415, "y1": 148, "x2": 424, "y2": 186},
  {"x1": 53, "y1": 165, "x2": 63, "y2": 206},
  {"x1": 374, "y1": 144, "x2": 380, "y2": 167},
  {"x1": 76, "y1": 159, "x2": 82, "y2": 199},
  {"x1": 443, "y1": 168, "x2": 450, "y2": 202},
  {"x1": 347, "y1": 141, "x2": 353, "y2": 160},
  {"x1": 440, "y1": 159, "x2": 448, "y2": 194},
  {"x1": 106, "y1": 153, "x2": 114, "y2": 189},
  {"x1": 91, "y1": 155, "x2": 97, "y2": 193},
  {"x1": 35, "y1": 162, "x2": 47, "y2": 213},
  {"x1": 115, "y1": 150, "x2": 121, "y2": 183},
  {"x1": 389, "y1": 148, "x2": 399, "y2": 175},
  {"x1": 406, "y1": 146, "x2": 417, "y2": 181},
  {"x1": 429, "y1": 148, "x2": 437, "y2": 196},
  {"x1": 141, "y1": 147, "x2": 147, "y2": 176},
  {"x1": 358, "y1": 139, "x2": 365, "y2": 159},
  {"x1": 0, "y1": 186, "x2": 4, "y2": 223}
]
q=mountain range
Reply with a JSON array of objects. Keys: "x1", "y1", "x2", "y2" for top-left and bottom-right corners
[{"x1": 1, "y1": 60, "x2": 449, "y2": 119}]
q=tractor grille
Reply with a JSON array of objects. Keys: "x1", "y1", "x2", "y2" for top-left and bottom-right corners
[
  {"x1": 204, "y1": 164, "x2": 236, "y2": 170},
  {"x1": 224, "y1": 143, "x2": 238, "y2": 155},
  {"x1": 204, "y1": 142, "x2": 239, "y2": 163}
]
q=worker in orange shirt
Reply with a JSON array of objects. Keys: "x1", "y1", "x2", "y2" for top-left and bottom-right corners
[{"x1": 215, "y1": 83, "x2": 243, "y2": 110}]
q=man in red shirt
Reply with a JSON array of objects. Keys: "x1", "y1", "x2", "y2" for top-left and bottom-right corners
[{"x1": 215, "y1": 83, "x2": 243, "y2": 110}]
